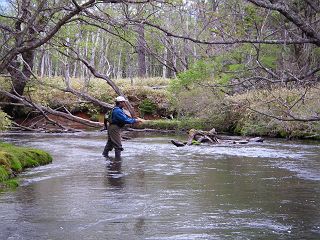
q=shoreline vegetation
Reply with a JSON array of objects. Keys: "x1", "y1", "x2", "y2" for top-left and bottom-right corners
[
  {"x1": 0, "y1": 142, "x2": 52, "y2": 189},
  {"x1": 0, "y1": 77, "x2": 319, "y2": 140}
]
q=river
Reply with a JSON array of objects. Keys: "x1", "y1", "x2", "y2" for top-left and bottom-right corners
[{"x1": 0, "y1": 132, "x2": 319, "y2": 239}]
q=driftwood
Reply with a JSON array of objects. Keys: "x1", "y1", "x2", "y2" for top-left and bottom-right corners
[
  {"x1": 187, "y1": 128, "x2": 220, "y2": 145},
  {"x1": 171, "y1": 128, "x2": 264, "y2": 147}
]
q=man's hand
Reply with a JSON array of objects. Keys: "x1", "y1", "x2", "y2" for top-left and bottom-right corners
[{"x1": 136, "y1": 117, "x2": 147, "y2": 123}]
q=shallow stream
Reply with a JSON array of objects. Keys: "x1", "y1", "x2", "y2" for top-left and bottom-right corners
[{"x1": 0, "y1": 132, "x2": 319, "y2": 239}]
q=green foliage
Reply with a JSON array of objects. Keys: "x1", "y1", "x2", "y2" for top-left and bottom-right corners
[
  {"x1": 168, "y1": 81, "x2": 231, "y2": 130},
  {"x1": 139, "y1": 119, "x2": 180, "y2": 130},
  {"x1": 168, "y1": 62, "x2": 320, "y2": 139},
  {"x1": 259, "y1": 45, "x2": 281, "y2": 69},
  {"x1": 86, "y1": 105, "x2": 100, "y2": 122},
  {"x1": 0, "y1": 143, "x2": 52, "y2": 187},
  {"x1": 169, "y1": 47, "x2": 255, "y2": 96},
  {"x1": 170, "y1": 60, "x2": 215, "y2": 92},
  {"x1": 191, "y1": 140, "x2": 201, "y2": 145},
  {"x1": 0, "y1": 166, "x2": 9, "y2": 182},
  {"x1": 1, "y1": 179, "x2": 19, "y2": 188},
  {"x1": 139, "y1": 99, "x2": 157, "y2": 116},
  {"x1": 243, "y1": 5, "x2": 264, "y2": 29}
]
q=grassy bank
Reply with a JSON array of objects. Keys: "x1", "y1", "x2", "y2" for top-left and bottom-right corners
[
  {"x1": 169, "y1": 82, "x2": 320, "y2": 139},
  {"x1": 1, "y1": 76, "x2": 319, "y2": 139},
  {"x1": 0, "y1": 142, "x2": 52, "y2": 189}
]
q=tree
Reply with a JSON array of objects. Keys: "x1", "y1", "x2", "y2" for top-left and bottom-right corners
[
  {"x1": 0, "y1": 0, "x2": 98, "y2": 115},
  {"x1": 0, "y1": 0, "x2": 319, "y2": 131}
]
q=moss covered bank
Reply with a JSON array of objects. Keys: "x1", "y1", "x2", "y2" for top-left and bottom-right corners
[{"x1": 0, "y1": 142, "x2": 52, "y2": 189}]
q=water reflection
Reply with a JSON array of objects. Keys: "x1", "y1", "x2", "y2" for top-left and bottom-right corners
[
  {"x1": 106, "y1": 156, "x2": 124, "y2": 188},
  {"x1": 0, "y1": 132, "x2": 319, "y2": 239},
  {"x1": 134, "y1": 216, "x2": 146, "y2": 236}
]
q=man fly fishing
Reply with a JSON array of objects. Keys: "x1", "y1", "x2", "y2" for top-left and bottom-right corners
[{"x1": 102, "y1": 96, "x2": 145, "y2": 158}]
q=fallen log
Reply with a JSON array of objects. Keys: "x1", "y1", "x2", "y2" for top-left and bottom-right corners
[
  {"x1": 187, "y1": 128, "x2": 220, "y2": 145},
  {"x1": 171, "y1": 128, "x2": 264, "y2": 147}
]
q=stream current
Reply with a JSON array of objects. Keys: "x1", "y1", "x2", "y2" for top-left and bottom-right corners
[{"x1": 0, "y1": 132, "x2": 319, "y2": 239}]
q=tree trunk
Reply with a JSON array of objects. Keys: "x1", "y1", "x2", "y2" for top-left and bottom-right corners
[
  {"x1": 165, "y1": 37, "x2": 175, "y2": 78},
  {"x1": 136, "y1": 23, "x2": 147, "y2": 78}
]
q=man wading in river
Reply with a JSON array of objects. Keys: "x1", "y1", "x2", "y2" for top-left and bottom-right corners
[{"x1": 102, "y1": 96, "x2": 144, "y2": 158}]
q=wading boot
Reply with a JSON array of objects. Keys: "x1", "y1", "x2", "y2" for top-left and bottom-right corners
[
  {"x1": 115, "y1": 149, "x2": 121, "y2": 159},
  {"x1": 102, "y1": 146, "x2": 110, "y2": 157},
  {"x1": 102, "y1": 143, "x2": 112, "y2": 157},
  {"x1": 102, "y1": 151, "x2": 109, "y2": 158}
]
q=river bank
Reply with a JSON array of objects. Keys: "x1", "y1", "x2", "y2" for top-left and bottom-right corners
[
  {"x1": 1, "y1": 77, "x2": 319, "y2": 140},
  {"x1": 0, "y1": 142, "x2": 52, "y2": 189}
]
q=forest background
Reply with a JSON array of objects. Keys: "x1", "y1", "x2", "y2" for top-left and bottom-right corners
[{"x1": 0, "y1": 0, "x2": 319, "y2": 139}]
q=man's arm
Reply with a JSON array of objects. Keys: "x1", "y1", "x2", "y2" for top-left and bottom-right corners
[{"x1": 114, "y1": 108, "x2": 137, "y2": 124}]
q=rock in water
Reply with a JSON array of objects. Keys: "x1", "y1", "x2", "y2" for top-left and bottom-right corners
[
  {"x1": 171, "y1": 140, "x2": 186, "y2": 147},
  {"x1": 249, "y1": 137, "x2": 264, "y2": 142},
  {"x1": 233, "y1": 140, "x2": 249, "y2": 144}
]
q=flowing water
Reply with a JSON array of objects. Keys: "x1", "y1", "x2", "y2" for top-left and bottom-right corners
[{"x1": 0, "y1": 132, "x2": 319, "y2": 240}]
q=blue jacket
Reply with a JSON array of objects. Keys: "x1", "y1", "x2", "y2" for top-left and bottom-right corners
[{"x1": 111, "y1": 106, "x2": 136, "y2": 126}]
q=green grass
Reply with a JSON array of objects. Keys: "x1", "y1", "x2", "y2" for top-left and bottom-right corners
[
  {"x1": 0, "y1": 179, "x2": 19, "y2": 189},
  {"x1": 0, "y1": 142, "x2": 52, "y2": 189}
]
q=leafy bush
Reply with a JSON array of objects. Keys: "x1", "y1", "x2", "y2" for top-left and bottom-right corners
[
  {"x1": 168, "y1": 58, "x2": 320, "y2": 139},
  {"x1": 170, "y1": 60, "x2": 215, "y2": 92},
  {"x1": 138, "y1": 99, "x2": 157, "y2": 116}
]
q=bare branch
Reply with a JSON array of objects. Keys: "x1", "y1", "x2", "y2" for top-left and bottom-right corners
[
  {"x1": 0, "y1": 0, "x2": 97, "y2": 70},
  {"x1": 248, "y1": 106, "x2": 320, "y2": 122},
  {"x1": 134, "y1": 19, "x2": 319, "y2": 45},
  {"x1": 246, "y1": 0, "x2": 320, "y2": 46},
  {"x1": 304, "y1": 0, "x2": 320, "y2": 12},
  {"x1": 0, "y1": 88, "x2": 103, "y2": 128},
  {"x1": 55, "y1": 44, "x2": 136, "y2": 117}
]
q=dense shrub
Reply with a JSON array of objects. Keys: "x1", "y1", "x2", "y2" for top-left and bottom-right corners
[{"x1": 138, "y1": 99, "x2": 157, "y2": 116}]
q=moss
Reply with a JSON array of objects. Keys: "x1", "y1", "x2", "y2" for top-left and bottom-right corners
[
  {"x1": 191, "y1": 140, "x2": 201, "y2": 145},
  {"x1": 0, "y1": 142, "x2": 52, "y2": 189}
]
